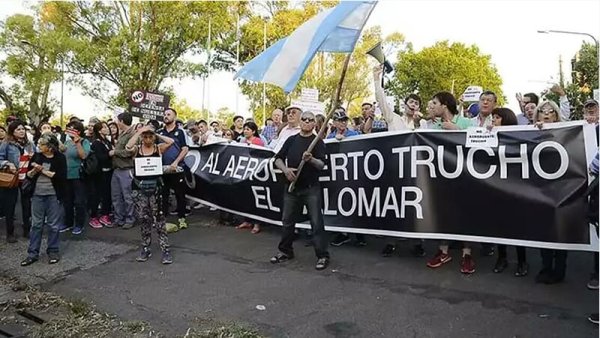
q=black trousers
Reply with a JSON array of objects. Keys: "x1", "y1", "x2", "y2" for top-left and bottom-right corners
[
  {"x1": 161, "y1": 172, "x2": 186, "y2": 218},
  {"x1": 497, "y1": 245, "x2": 526, "y2": 263},
  {"x1": 20, "y1": 185, "x2": 31, "y2": 235},
  {"x1": 0, "y1": 187, "x2": 18, "y2": 236},
  {"x1": 278, "y1": 185, "x2": 329, "y2": 259},
  {"x1": 540, "y1": 249, "x2": 568, "y2": 276},
  {"x1": 90, "y1": 171, "x2": 113, "y2": 218}
]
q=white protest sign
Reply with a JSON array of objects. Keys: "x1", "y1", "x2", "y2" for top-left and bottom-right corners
[
  {"x1": 465, "y1": 127, "x2": 498, "y2": 148},
  {"x1": 462, "y1": 86, "x2": 483, "y2": 102},
  {"x1": 300, "y1": 88, "x2": 319, "y2": 102},
  {"x1": 291, "y1": 99, "x2": 325, "y2": 114},
  {"x1": 134, "y1": 157, "x2": 163, "y2": 177}
]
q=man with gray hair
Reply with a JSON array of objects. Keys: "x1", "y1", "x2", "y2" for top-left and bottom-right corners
[
  {"x1": 271, "y1": 111, "x2": 330, "y2": 270},
  {"x1": 262, "y1": 108, "x2": 284, "y2": 143}
]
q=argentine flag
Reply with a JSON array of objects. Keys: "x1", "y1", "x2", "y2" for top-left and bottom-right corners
[{"x1": 234, "y1": 1, "x2": 377, "y2": 93}]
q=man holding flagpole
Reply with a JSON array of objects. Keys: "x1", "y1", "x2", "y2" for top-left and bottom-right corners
[{"x1": 270, "y1": 110, "x2": 330, "y2": 270}]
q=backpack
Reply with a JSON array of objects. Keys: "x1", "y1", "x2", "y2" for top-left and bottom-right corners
[{"x1": 80, "y1": 151, "x2": 99, "y2": 177}]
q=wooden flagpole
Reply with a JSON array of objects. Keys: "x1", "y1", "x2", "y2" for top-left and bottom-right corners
[{"x1": 288, "y1": 53, "x2": 353, "y2": 193}]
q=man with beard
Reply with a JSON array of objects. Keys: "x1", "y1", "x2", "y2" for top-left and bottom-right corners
[{"x1": 157, "y1": 109, "x2": 189, "y2": 230}]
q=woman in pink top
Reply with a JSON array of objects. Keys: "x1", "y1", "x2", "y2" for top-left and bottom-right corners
[{"x1": 242, "y1": 122, "x2": 264, "y2": 146}]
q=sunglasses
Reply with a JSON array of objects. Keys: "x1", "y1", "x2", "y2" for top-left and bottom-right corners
[
  {"x1": 301, "y1": 117, "x2": 315, "y2": 123},
  {"x1": 540, "y1": 109, "x2": 556, "y2": 115}
]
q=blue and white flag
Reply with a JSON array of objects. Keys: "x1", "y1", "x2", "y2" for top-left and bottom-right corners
[{"x1": 234, "y1": 1, "x2": 377, "y2": 93}]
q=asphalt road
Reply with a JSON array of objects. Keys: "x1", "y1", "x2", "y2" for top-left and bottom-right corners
[{"x1": 1, "y1": 209, "x2": 598, "y2": 337}]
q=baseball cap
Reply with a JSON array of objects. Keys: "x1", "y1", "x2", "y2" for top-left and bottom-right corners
[
  {"x1": 333, "y1": 110, "x2": 349, "y2": 121},
  {"x1": 584, "y1": 99, "x2": 598, "y2": 107},
  {"x1": 467, "y1": 103, "x2": 480, "y2": 117}
]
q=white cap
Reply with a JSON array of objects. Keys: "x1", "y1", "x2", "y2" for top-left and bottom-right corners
[{"x1": 285, "y1": 105, "x2": 303, "y2": 113}]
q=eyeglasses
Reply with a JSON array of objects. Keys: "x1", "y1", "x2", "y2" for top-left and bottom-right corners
[
  {"x1": 540, "y1": 109, "x2": 556, "y2": 115},
  {"x1": 301, "y1": 117, "x2": 315, "y2": 123}
]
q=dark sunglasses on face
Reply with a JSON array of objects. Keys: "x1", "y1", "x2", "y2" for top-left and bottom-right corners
[{"x1": 301, "y1": 117, "x2": 315, "y2": 123}]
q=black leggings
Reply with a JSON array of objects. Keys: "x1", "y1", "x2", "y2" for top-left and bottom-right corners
[{"x1": 90, "y1": 171, "x2": 113, "y2": 218}]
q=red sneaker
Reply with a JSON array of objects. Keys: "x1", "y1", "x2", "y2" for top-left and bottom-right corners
[
  {"x1": 460, "y1": 254, "x2": 475, "y2": 274},
  {"x1": 88, "y1": 218, "x2": 102, "y2": 229},
  {"x1": 427, "y1": 250, "x2": 452, "y2": 268}
]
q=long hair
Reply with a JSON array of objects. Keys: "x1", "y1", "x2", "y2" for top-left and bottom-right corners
[
  {"x1": 93, "y1": 121, "x2": 109, "y2": 141},
  {"x1": 491, "y1": 108, "x2": 518, "y2": 126},
  {"x1": 3, "y1": 120, "x2": 26, "y2": 144}
]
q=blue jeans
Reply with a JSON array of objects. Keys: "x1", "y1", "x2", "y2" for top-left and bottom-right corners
[
  {"x1": 28, "y1": 195, "x2": 61, "y2": 258},
  {"x1": 279, "y1": 184, "x2": 329, "y2": 259}
]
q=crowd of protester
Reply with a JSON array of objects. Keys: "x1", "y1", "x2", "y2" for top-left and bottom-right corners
[{"x1": 0, "y1": 65, "x2": 598, "y2": 321}]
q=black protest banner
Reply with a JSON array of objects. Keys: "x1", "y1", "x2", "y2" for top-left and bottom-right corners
[
  {"x1": 128, "y1": 90, "x2": 170, "y2": 121},
  {"x1": 183, "y1": 123, "x2": 598, "y2": 251}
]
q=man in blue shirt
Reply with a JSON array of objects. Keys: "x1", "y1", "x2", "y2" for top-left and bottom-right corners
[
  {"x1": 157, "y1": 108, "x2": 189, "y2": 230},
  {"x1": 326, "y1": 109, "x2": 359, "y2": 140}
]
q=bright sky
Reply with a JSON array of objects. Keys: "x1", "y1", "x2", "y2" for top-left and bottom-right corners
[{"x1": 1, "y1": 0, "x2": 599, "y2": 123}]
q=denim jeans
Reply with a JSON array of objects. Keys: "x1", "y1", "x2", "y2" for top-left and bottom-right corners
[
  {"x1": 28, "y1": 195, "x2": 61, "y2": 258},
  {"x1": 63, "y1": 179, "x2": 87, "y2": 229},
  {"x1": 278, "y1": 184, "x2": 329, "y2": 259},
  {"x1": 111, "y1": 168, "x2": 134, "y2": 225}
]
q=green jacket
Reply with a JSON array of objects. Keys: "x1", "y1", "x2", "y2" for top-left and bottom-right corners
[{"x1": 112, "y1": 126, "x2": 135, "y2": 169}]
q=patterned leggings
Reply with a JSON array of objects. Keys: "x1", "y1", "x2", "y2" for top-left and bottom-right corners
[{"x1": 133, "y1": 190, "x2": 169, "y2": 252}]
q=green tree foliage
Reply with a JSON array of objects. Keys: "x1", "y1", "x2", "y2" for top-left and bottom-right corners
[
  {"x1": 544, "y1": 42, "x2": 598, "y2": 120},
  {"x1": 0, "y1": 10, "x2": 63, "y2": 125},
  {"x1": 388, "y1": 41, "x2": 504, "y2": 110},
  {"x1": 44, "y1": 1, "x2": 246, "y2": 106}
]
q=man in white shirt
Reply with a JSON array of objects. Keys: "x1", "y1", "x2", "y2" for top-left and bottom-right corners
[
  {"x1": 269, "y1": 105, "x2": 302, "y2": 153},
  {"x1": 471, "y1": 91, "x2": 497, "y2": 128}
]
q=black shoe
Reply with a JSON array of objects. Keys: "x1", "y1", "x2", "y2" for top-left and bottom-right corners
[
  {"x1": 381, "y1": 244, "x2": 396, "y2": 257},
  {"x1": 48, "y1": 254, "x2": 60, "y2": 264},
  {"x1": 481, "y1": 244, "x2": 495, "y2": 256},
  {"x1": 588, "y1": 313, "x2": 599, "y2": 324},
  {"x1": 21, "y1": 257, "x2": 38, "y2": 266},
  {"x1": 535, "y1": 268, "x2": 553, "y2": 284},
  {"x1": 136, "y1": 247, "x2": 152, "y2": 262},
  {"x1": 493, "y1": 258, "x2": 508, "y2": 273},
  {"x1": 161, "y1": 251, "x2": 173, "y2": 265},
  {"x1": 330, "y1": 234, "x2": 351, "y2": 247},
  {"x1": 315, "y1": 257, "x2": 329, "y2": 270},
  {"x1": 270, "y1": 252, "x2": 293, "y2": 264},
  {"x1": 545, "y1": 272, "x2": 565, "y2": 284},
  {"x1": 410, "y1": 244, "x2": 426, "y2": 257},
  {"x1": 6, "y1": 234, "x2": 17, "y2": 243},
  {"x1": 514, "y1": 262, "x2": 529, "y2": 277}
]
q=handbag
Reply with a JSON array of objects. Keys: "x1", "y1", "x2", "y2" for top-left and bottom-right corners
[
  {"x1": 20, "y1": 176, "x2": 36, "y2": 198},
  {"x1": 0, "y1": 167, "x2": 18, "y2": 189}
]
